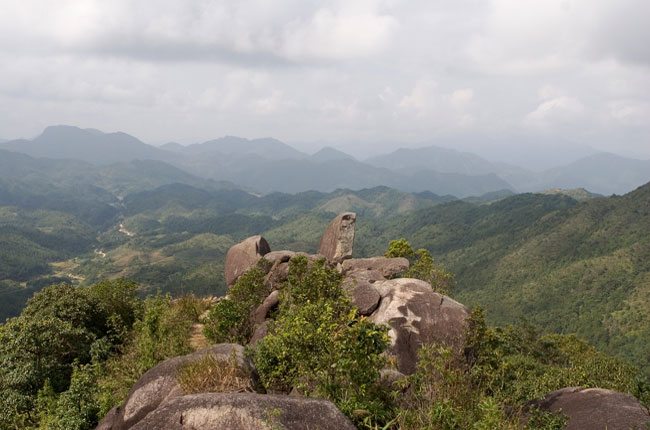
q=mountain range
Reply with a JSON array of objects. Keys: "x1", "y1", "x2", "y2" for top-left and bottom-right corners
[
  {"x1": 1, "y1": 137, "x2": 648, "y2": 373},
  {"x1": 2, "y1": 125, "x2": 649, "y2": 197}
]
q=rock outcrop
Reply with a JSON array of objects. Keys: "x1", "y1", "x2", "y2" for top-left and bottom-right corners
[
  {"x1": 101, "y1": 213, "x2": 472, "y2": 428},
  {"x1": 370, "y1": 278, "x2": 470, "y2": 374},
  {"x1": 529, "y1": 387, "x2": 650, "y2": 430},
  {"x1": 225, "y1": 235, "x2": 271, "y2": 288},
  {"x1": 342, "y1": 256, "x2": 410, "y2": 278},
  {"x1": 317, "y1": 212, "x2": 356, "y2": 264},
  {"x1": 222, "y1": 213, "x2": 469, "y2": 375},
  {"x1": 129, "y1": 393, "x2": 356, "y2": 430},
  {"x1": 97, "y1": 344, "x2": 260, "y2": 430}
]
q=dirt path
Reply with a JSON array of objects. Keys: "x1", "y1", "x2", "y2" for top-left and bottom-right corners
[
  {"x1": 189, "y1": 309, "x2": 212, "y2": 351},
  {"x1": 119, "y1": 223, "x2": 134, "y2": 237}
]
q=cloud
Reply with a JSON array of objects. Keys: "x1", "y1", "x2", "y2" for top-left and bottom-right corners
[
  {"x1": 0, "y1": 0, "x2": 397, "y2": 65},
  {"x1": 0, "y1": 0, "x2": 648, "y2": 158},
  {"x1": 399, "y1": 79, "x2": 438, "y2": 112},
  {"x1": 608, "y1": 100, "x2": 650, "y2": 126},
  {"x1": 525, "y1": 95, "x2": 585, "y2": 129},
  {"x1": 450, "y1": 88, "x2": 474, "y2": 108},
  {"x1": 584, "y1": 0, "x2": 650, "y2": 66}
]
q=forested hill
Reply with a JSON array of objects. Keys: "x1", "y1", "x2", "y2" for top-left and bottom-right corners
[
  {"x1": 1, "y1": 150, "x2": 648, "y2": 371},
  {"x1": 354, "y1": 182, "x2": 650, "y2": 370}
]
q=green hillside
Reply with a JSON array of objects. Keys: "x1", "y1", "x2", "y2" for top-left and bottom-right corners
[
  {"x1": 1, "y1": 155, "x2": 648, "y2": 373},
  {"x1": 353, "y1": 185, "x2": 650, "y2": 371}
]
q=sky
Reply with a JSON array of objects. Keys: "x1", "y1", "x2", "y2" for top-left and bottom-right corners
[{"x1": 0, "y1": 0, "x2": 649, "y2": 164}]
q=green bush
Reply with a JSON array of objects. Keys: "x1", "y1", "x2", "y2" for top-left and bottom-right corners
[
  {"x1": 465, "y1": 307, "x2": 642, "y2": 405},
  {"x1": 385, "y1": 239, "x2": 455, "y2": 295},
  {"x1": 0, "y1": 281, "x2": 141, "y2": 429},
  {"x1": 0, "y1": 281, "x2": 200, "y2": 429},
  {"x1": 396, "y1": 306, "x2": 646, "y2": 429},
  {"x1": 94, "y1": 293, "x2": 201, "y2": 416},
  {"x1": 203, "y1": 261, "x2": 270, "y2": 344},
  {"x1": 252, "y1": 256, "x2": 393, "y2": 428},
  {"x1": 36, "y1": 364, "x2": 100, "y2": 430}
]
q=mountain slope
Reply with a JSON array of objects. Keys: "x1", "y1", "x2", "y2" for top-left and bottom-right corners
[
  {"x1": 1, "y1": 125, "x2": 176, "y2": 165},
  {"x1": 353, "y1": 183, "x2": 650, "y2": 370},
  {"x1": 0, "y1": 127, "x2": 517, "y2": 196},
  {"x1": 366, "y1": 145, "x2": 505, "y2": 175},
  {"x1": 179, "y1": 136, "x2": 306, "y2": 160},
  {"x1": 310, "y1": 147, "x2": 356, "y2": 163},
  {"x1": 364, "y1": 145, "x2": 650, "y2": 196},
  {"x1": 530, "y1": 153, "x2": 650, "y2": 195}
]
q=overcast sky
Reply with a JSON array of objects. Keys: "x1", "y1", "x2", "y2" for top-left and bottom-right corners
[{"x1": 1, "y1": 0, "x2": 648, "y2": 162}]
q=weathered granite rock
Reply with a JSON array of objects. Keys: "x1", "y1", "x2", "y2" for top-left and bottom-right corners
[
  {"x1": 369, "y1": 278, "x2": 470, "y2": 374},
  {"x1": 263, "y1": 260, "x2": 290, "y2": 290},
  {"x1": 97, "y1": 344, "x2": 260, "y2": 430},
  {"x1": 130, "y1": 393, "x2": 357, "y2": 430},
  {"x1": 342, "y1": 257, "x2": 409, "y2": 278},
  {"x1": 225, "y1": 235, "x2": 271, "y2": 288},
  {"x1": 96, "y1": 406, "x2": 119, "y2": 430},
  {"x1": 342, "y1": 278, "x2": 381, "y2": 316},
  {"x1": 346, "y1": 269, "x2": 386, "y2": 283},
  {"x1": 249, "y1": 320, "x2": 269, "y2": 346},
  {"x1": 317, "y1": 212, "x2": 356, "y2": 264},
  {"x1": 263, "y1": 250, "x2": 295, "y2": 265},
  {"x1": 529, "y1": 387, "x2": 650, "y2": 430},
  {"x1": 254, "y1": 290, "x2": 280, "y2": 325}
]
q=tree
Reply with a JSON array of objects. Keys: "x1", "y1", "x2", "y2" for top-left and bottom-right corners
[
  {"x1": 385, "y1": 238, "x2": 455, "y2": 295},
  {"x1": 0, "y1": 281, "x2": 141, "y2": 429}
]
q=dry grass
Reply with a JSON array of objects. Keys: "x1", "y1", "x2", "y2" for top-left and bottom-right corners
[{"x1": 177, "y1": 352, "x2": 254, "y2": 394}]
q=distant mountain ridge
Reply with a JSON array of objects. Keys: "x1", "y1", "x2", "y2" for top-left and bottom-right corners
[
  {"x1": 2, "y1": 125, "x2": 649, "y2": 197},
  {"x1": 310, "y1": 147, "x2": 356, "y2": 163},
  {"x1": 1, "y1": 125, "x2": 176, "y2": 165},
  {"x1": 364, "y1": 145, "x2": 650, "y2": 195},
  {"x1": 176, "y1": 136, "x2": 306, "y2": 160},
  {"x1": 366, "y1": 145, "x2": 504, "y2": 175}
]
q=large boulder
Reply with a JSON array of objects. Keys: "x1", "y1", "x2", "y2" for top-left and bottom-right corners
[
  {"x1": 369, "y1": 278, "x2": 470, "y2": 374},
  {"x1": 263, "y1": 260, "x2": 291, "y2": 290},
  {"x1": 263, "y1": 250, "x2": 295, "y2": 265},
  {"x1": 342, "y1": 278, "x2": 381, "y2": 316},
  {"x1": 317, "y1": 212, "x2": 356, "y2": 264},
  {"x1": 97, "y1": 344, "x2": 260, "y2": 430},
  {"x1": 529, "y1": 387, "x2": 650, "y2": 430},
  {"x1": 346, "y1": 268, "x2": 386, "y2": 283},
  {"x1": 129, "y1": 393, "x2": 357, "y2": 430},
  {"x1": 225, "y1": 235, "x2": 271, "y2": 288},
  {"x1": 342, "y1": 257, "x2": 409, "y2": 278}
]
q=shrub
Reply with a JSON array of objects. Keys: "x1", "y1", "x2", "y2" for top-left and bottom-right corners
[
  {"x1": 396, "y1": 344, "x2": 567, "y2": 430},
  {"x1": 36, "y1": 364, "x2": 100, "y2": 430},
  {"x1": 396, "y1": 306, "x2": 646, "y2": 429},
  {"x1": 252, "y1": 256, "x2": 393, "y2": 428},
  {"x1": 203, "y1": 262, "x2": 269, "y2": 344},
  {"x1": 465, "y1": 307, "x2": 642, "y2": 405},
  {"x1": 86, "y1": 279, "x2": 141, "y2": 344},
  {"x1": 385, "y1": 239, "x2": 455, "y2": 295},
  {"x1": 95, "y1": 293, "x2": 200, "y2": 415}
]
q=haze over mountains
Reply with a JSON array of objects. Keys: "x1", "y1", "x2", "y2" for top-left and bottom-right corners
[{"x1": 2, "y1": 125, "x2": 649, "y2": 197}]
